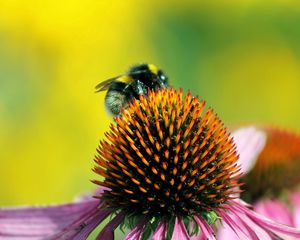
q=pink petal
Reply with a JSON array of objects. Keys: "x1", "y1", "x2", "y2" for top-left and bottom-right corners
[
  {"x1": 232, "y1": 126, "x2": 266, "y2": 174},
  {"x1": 230, "y1": 199, "x2": 300, "y2": 239},
  {"x1": 289, "y1": 192, "x2": 300, "y2": 228},
  {"x1": 96, "y1": 211, "x2": 125, "y2": 240},
  {"x1": 0, "y1": 199, "x2": 99, "y2": 239},
  {"x1": 227, "y1": 208, "x2": 272, "y2": 240},
  {"x1": 124, "y1": 217, "x2": 146, "y2": 240},
  {"x1": 47, "y1": 204, "x2": 111, "y2": 240},
  {"x1": 254, "y1": 199, "x2": 293, "y2": 226},
  {"x1": 151, "y1": 221, "x2": 166, "y2": 240},
  {"x1": 217, "y1": 209, "x2": 252, "y2": 240},
  {"x1": 216, "y1": 211, "x2": 243, "y2": 240},
  {"x1": 217, "y1": 223, "x2": 240, "y2": 240},
  {"x1": 171, "y1": 217, "x2": 190, "y2": 240},
  {"x1": 194, "y1": 216, "x2": 216, "y2": 240}
]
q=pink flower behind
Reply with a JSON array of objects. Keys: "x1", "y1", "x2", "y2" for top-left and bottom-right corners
[
  {"x1": 241, "y1": 127, "x2": 300, "y2": 202},
  {"x1": 290, "y1": 192, "x2": 300, "y2": 228},
  {"x1": 219, "y1": 126, "x2": 300, "y2": 240},
  {"x1": 232, "y1": 126, "x2": 266, "y2": 175},
  {"x1": 254, "y1": 198, "x2": 294, "y2": 226}
]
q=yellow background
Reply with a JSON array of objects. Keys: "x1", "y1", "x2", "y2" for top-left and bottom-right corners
[{"x1": 1, "y1": 0, "x2": 300, "y2": 206}]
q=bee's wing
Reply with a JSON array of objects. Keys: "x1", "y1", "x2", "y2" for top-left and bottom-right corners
[
  {"x1": 95, "y1": 70, "x2": 148, "y2": 92},
  {"x1": 95, "y1": 77, "x2": 120, "y2": 92}
]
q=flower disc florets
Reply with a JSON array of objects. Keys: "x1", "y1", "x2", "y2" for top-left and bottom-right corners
[{"x1": 93, "y1": 88, "x2": 241, "y2": 218}]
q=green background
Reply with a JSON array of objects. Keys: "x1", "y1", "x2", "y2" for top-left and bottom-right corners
[{"x1": 1, "y1": 0, "x2": 300, "y2": 207}]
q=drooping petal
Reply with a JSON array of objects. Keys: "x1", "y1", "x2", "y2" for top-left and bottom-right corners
[
  {"x1": 229, "y1": 199, "x2": 300, "y2": 239},
  {"x1": 171, "y1": 217, "x2": 190, "y2": 240},
  {"x1": 0, "y1": 199, "x2": 99, "y2": 239},
  {"x1": 228, "y1": 208, "x2": 273, "y2": 240},
  {"x1": 254, "y1": 199, "x2": 293, "y2": 226},
  {"x1": 47, "y1": 204, "x2": 111, "y2": 240},
  {"x1": 124, "y1": 217, "x2": 146, "y2": 240},
  {"x1": 217, "y1": 209, "x2": 252, "y2": 240},
  {"x1": 151, "y1": 221, "x2": 166, "y2": 240},
  {"x1": 194, "y1": 215, "x2": 216, "y2": 240},
  {"x1": 216, "y1": 223, "x2": 240, "y2": 240},
  {"x1": 96, "y1": 211, "x2": 125, "y2": 240},
  {"x1": 233, "y1": 127, "x2": 266, "y2": 174},
  {"x1": 289, "y1": 192, "x2": 300, "y2": 228}
]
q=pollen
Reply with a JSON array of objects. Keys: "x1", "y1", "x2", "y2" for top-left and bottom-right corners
[{"x1": 93, "y1": 88, "x2": 240, "y2": 217}]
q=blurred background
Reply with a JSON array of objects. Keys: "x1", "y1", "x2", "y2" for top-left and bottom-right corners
[{"x1": 1, "y1": 0, "x2": 300, "y2": 206}]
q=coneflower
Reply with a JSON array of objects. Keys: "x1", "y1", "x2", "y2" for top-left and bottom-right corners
[
  {"x1": 73, "y1": 88, "x2": 300, "y2": 239},
  {"x1": 241, "y1": 127, "x2": 300, "y2": 202},
  {"x1": 1, "y1": 89, "x2": 300, "y2": 240},
  {"x1": 94, "y1": 87, "x2": 241, "y2": 219}
]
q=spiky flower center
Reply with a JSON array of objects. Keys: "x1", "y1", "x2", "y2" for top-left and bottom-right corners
[
  {"x1": 241, "y1": 127, "x2": 300, "y2": 202},
  {"x1": 93, "y1": 88, "x2": 240, "y2": 218}
]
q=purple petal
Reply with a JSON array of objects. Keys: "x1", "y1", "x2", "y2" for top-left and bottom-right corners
[
  {"x1": 216, "y1": 222, "x2": 240, "y2": 240},
  {"x1": 218, "y1": 205, "x2": 271, "y2": 240},
  {"x1": 194, "y1": 216, "x2": 216, "y2": 240},
  {"x1": 151, "y1": 221, "x2": 166, "y2": 240},
  {"x1": 47, "y1": 204, "x2": 111, "y2": 240},
  {"x1": 171, "y1": 217, "x2": 190, "y2": 240},
  {"x1": 217, "y1": 209, "x2": 252, "y2": 240},
  {"x1": 232, "y1": 126, "x2": 266, "y2": 174},
  {"x1": 229, "y1": 199, "x2": 300, "y2": 239},
  {"x1": 124, "y1": 217, "x2": 146, "y2": 240},
  {"x1": 96, "y1": 211, "x2": 125, "y2": 240},
  {"x1": 254, "y1": 199, "x2": 293, "y2": 226},
  {"x1": 289, "y1": 192, "x2": 300, "y2": 228},
  {"x1": 226, "y1": 207, "x2": 272, "y2": 240},
  {"x1": 0, "y1": 199, "x2": 99, "y2": 239}
]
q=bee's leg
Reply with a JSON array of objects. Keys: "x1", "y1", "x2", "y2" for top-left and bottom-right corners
[{"x1": 131, "y1": 80, "x2": 148, "y2": 96}]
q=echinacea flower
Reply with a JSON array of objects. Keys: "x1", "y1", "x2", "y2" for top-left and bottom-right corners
[
  {"x1": 244, "y1": 127, "x2": 300, "y2": 229},
  {"x1": 241, "y1": 127, "x2": 300, "y2": 203},
  {"x1": 219, "y1": 127, "x2": 300, "y2": 239},
  {"x1": 1, "y1": 88, "x2": 300, "y2": 239}
]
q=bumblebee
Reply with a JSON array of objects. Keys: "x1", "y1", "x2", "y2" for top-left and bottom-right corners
[{"x1": 96, "y1": 63, "x2": 169, "y2": 116}]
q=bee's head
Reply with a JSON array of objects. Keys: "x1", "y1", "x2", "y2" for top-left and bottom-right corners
[{"x1": 129, "y1": 63, "x2": 169, "y2": 89}]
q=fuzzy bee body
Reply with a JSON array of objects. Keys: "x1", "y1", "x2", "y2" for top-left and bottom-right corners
[{"x1": 96, "y1": 63, "x2": 169, "y2": 116}]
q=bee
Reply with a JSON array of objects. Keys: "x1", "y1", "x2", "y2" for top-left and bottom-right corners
[{"x1": 95, "y1": 63, "x2": 169, "y2": 116}]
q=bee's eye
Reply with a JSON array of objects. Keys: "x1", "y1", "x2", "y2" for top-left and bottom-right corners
[
  {"x1": 160, "y1": 74, "x2": 166, "y2": 81},
  {"x1": 158, "y1": 72, "x2": 168, "y2": 83}
]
